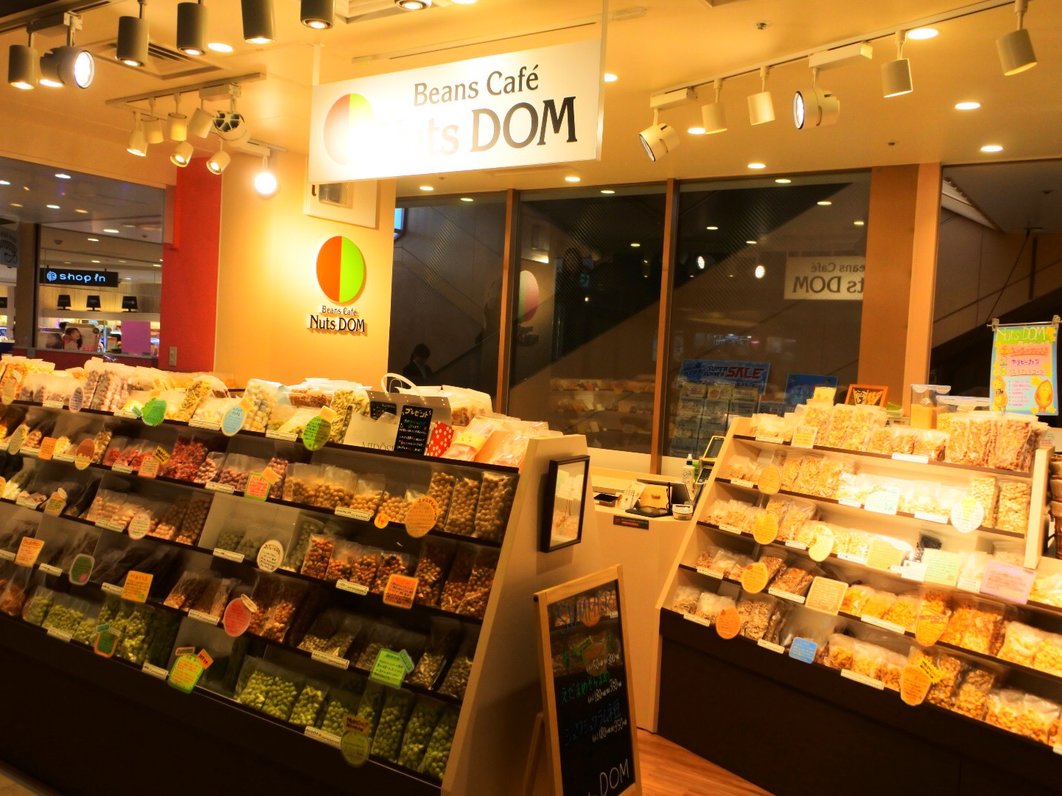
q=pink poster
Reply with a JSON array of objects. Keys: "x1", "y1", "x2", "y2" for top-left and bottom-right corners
[{"x1": 122, "y1": 320, "x2": 151, "y2": 356}]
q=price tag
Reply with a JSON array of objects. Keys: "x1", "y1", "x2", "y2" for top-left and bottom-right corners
[
  {"x1": 979, "y1": 561, "x2": 1036, "y2": 605},
  {"x1": 42, "y1": 399, "x2": 64, "y2": 410},
  {"x1": 68, "y1": 554, "x2": 93, "y2": 586},
  {"x1": 139, "y1": 457, "x2": 160, "y2": 479},
  {"x1": 15, "y1": 536, "x2": 44, "y2": 568},
  {"x1": 265, "y1": 429, "x2": 298, "y2": 442},
  {"x1": 96, "y1": 520, "x2": 126, "y2": 533},
  {"x1": 768, "y1": 587, "x2": 806, "y2": 604},
  {"x1": 729, "y1": 478, "x2": 755, "y2": 490},
  {"x1": 311, "y1": 651, "x2": 351, "y2": 670},
  {"x1": 900, "y1": 666, "x2": 932, "y2": 706},
  {"x1": 404, "y1": 496, "x2": 439, "y2": 538},
  {"x1": 38, "y1": 563, "x2": 62, "y2": 577},
  {"x1": 205, "y1": 482, "x2": 235, "y2": 494},
  {"x1": 222, "y1": 597, "x2": 253, "y2": 637},
  {"x1": 37, "y1": 437, "x2": 56, "y2": 461},
  {"x1": 168, "y1": 654, "x2": 204, "y2": 694},
  {"x1": 340, "y1": 731, "x2": 371, "y2": 767},
  {"x1": 695, "y1": 566, "x2": 718, "y2": 579},
  {"x1": 260, "y1": 466, "x2": 281, "y2": 486},
  {"x1": 791, "y1": 425, "x2": 818, "y2": 449},
  {"x1": 6, "y1": 425, "x2": 26, "y2": 455},
  {"x1": 43, "y1": 490, "x2": 66, "y2": 515},
  {"x1": 122, "y1": 570, "x2": 153, "y2": 603},
  {"x1": 382, "y1": 574, "x2": 419, "y2": 609},
  {"x1": 69, "y1": 387, "x2": 84, "y2": 412},
  {"x1": 141, "y1": 398, "x2": 167, "y2": 427},
  {"x1": 189, "y1": 419, "x2": 221, "y2": 430},
  {"x1": 838, "y1": 499, "x2": 863, "y2": 509},
  {"x1": 370, "y1": 648, "x2": 410, "y2": 688},
  {"x1": 47, "y1": 628, "x2": 73, "y2": 643},
  {"x1": 304, "y1": 727, "x2": 341, "y2": 747},
  {"x1": 74, "y1": 438, "x2": 95, "y2": 471},
  {"x1": 114, "y1": 409, "x2": 139, "y2": 420},
  {"x1": 142, "y1": 662, "x2": 169, "y2": 680},
  {"x1": 916, "y1": 656, "x2": 943, "y2": 683},
  {"x1": 861, "y1": 615, "x2": 906, "y2": 635},
  {"x1": 373, "y1": 512, "x2": 390, "y2": 529},
  {"x1": 715, "y1": 606, "x2": 741, "y2": 639},
  {"x1": 93, "y1": 627, "x2": 120, "y2": 658},
  {"x1": 785, "y1": 541, "x2": 808, "y2": 550},
  {"x1": 805, "y1": 576, "x2": 847, "y2": 615},
  {"x1": 913, "y1": 511, "x2": 949, "y2": 525},
  {"x1": 256, "y1": 540, "x2": 284, "y2": 572},
  {"x1": 101, "y1": 583, "x2": 123, "y2": 596},
  {"x1": 757, "y1": 639, "x2": 785, "y2": 654},
  {"x1": 244, "y1": 473, "x2": 270, "y2": 501},
  {"x1": 196, "y1": 649, "x2": 214, "y2": 670},
  {"x1": 153, "y1": 446, "x2": 171, "y2": 464},
  {"x1": 0, "y1": 550, "x2": 13, "y2": 561},
  {"x1": 840, "y1": 669, "x2": 885, "y2": 690},
  {"x1": 213, "y1": 548, "x2": 244, "y2": 563},
  {"x1": 789, "y1": 637, "x2": 818, "y2": 664},
  {"x1": 111, "y1": 464, "x2": 134, "y2": 474},
  {"x1": 718, "y1": 524, "x2": 744, "y2": 535},
  {"x1": 346, "y1": 716, "x2": 371, "y2": 735},
  {"x1": 222, "y1": 405, "x2": 246, "y2": 436},
  {"x1": 757, "y1": 465, "x2": 782, "y2": 495},
  {"x1": 683, "y1": 613, "x2": 712, "y2": 627},
  {"x1": 808, "y1": 530, "x2": 834, "y2": 562},
  {"x1": 866, "y1": 539, "x2": 905, "y2": 571},
  {"x1": 336, "y1": 579, "x2": 370, "y2": 596},
  {"x1": 951, "y1": 496, "x2": 985, "y2": 534},
  {"x1": 864, "y1": 488, "x2": 900, "y2": 516},
  {"x1": 891, "y1": 453, "x2": 930, "y2": 465},
  {"x1": 740, "y1": 562, "x2": 769, "y2": 594},
  {"x1": 914, "y1": 614, "x2": 949, "y2": 647},
  {"x1": 174, "y1": 645, "x2": 195, "y2": 657},
  {"x1": 752, "y1": 514, "x2": 779, "y2": 545},
  {"x1": 335, "y1": 507, "x2": 373, "y2": 521},
  {"x1": 188, "y1": 610, "x2": 220, "y2": 626},
  {"x1": 923, "y1": 549, "x2": 960, "y2": 587},
  {"x1": 128, "y1": 512, "x2": 152, "y2": 540},
  {"x1": 812, "y1": 386, "x2": 837, "y2": 403},
  {"x1": 301, "y1": 416, "x2": 331, "y2": 452}
]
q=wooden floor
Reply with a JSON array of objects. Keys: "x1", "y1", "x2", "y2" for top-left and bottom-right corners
[
  {"x1": 0, "y1": 732, "x2": 769, "y2": 796},
  {"x1": 638, "y1": 729, "x2": 773, "y2": 796}
]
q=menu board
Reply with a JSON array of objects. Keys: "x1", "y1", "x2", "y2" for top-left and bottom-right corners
[
  {"x1": 394, "y1": 404, "x2": 434, "y2": 454},
  {"x1": 534, "y1": 567, "x2": 639, "y2": 796}
]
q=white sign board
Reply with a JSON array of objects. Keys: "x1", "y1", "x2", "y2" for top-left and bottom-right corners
[
  {"x1": 309, "y1": 39, "x2": 603, "y2": 183},
  {"x1": 784, "y1": 256, "x2": 865, "y2": 301}
]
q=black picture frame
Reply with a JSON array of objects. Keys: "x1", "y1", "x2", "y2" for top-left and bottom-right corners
[{"x1": 540, "y1": 455, "x2": 590, "y2": 553}]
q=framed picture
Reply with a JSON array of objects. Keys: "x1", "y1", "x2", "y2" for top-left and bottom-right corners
[
  {"x1": 540, "y1": 455, "x2": 590, "y2": 553},
  {"x1": 845, "y1": 384, "x2": 889, "y2": 407}
]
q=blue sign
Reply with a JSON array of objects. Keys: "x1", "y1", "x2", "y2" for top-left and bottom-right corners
[
  {"x1": 784, "y1": 373, "x2": 838, "y2": 406},
  {"x1": 38, "y1": 267, "x2": 119, "y2": 287},
  {"x1": 789, "y1": 637, "x2": 817, "y2": 664},
  {"x1": 679, "y1": 359, "x2": 770, "y2": 391}
]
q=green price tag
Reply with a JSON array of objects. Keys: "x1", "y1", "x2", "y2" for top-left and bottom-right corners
[
  {"x1": 94, "y1": 628, "x2": 120, "y2": 658},
  {"x1": 369, "y1": 648, "x2": 408, "y2": 688},
  {"x1": 301, "y1": 416, "x2": 331, "y2": 452},
  {"x1": 141, "y1": 398, "x2": 167, "y2": 427},
  {"x1": 340, "y1": 731, "x2": 370, "y2": 767},
  {"x1": 68, "y1": 554, "x2": 94, "y2": 586},
  {"x1": 168, "y1": 654, "x2": 204, "y2": 694},
  {"x1": 222, "y1": 405, "x2": 245, "y2": 436}
]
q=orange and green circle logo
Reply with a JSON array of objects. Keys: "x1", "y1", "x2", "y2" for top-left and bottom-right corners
[
  {"x1": 325, "y1": 93, "x2": 373, "y2": 166},
  {"x1": 316, "y1": 236, "x2": 366, "y2": 305}
]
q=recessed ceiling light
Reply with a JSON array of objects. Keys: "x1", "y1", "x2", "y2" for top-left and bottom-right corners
[
  {"x1": 10, "y1": 202, "x2": 22, "y2": 208},
  {"x1": 564, "y1": 175, "x2": 581, "y2": 183},
  {"x1": 955, "y1": 100, "x2": 981, "y2": 111},
  {"x1": 600, "y1": 189, "x2": 616, "y2": 195},
  {"x1": 118, "y1": 260, "x2": 127, "y2": 263},
  {"x1": 907, "y1": 27, "x2": 939, "y2": 40},
  {"x1": 459, "y1": 197, "x2": 474, "y2": 203},
  {"x1": 696, "y1": 256, "x2": 706, "y2": 270},
  {"x1": 46, "y1": 203, "x2": 60, "y2": 209},
  {"x1": 630, "y1": 242, "x2": 641, "y2": 248},
  {"x1": 853, "y1": 220, "x2": 866, "y2": 226},
  {"x1": 63, "y1": 261, "x2": 70, "y2": 264},
  {"x1": 687, "y1": 126, "x2": 706, "y2": 136},
  {"x1": 747, "y1": 162, "x2": 766, "y2": 170},
  {"x1": 583, "y1": 296, "x2": 590, "y2": 302},
  {"x1": 123, "y1": 223, "x2": 136, "y2": 228},
  {"x1": 754, "y1": 264, "x2": 766, "y2": 279},
  {"x1": 418, "y1": 185, "x2": 434, "y2": 191},
  {"x1": 746, "y1": 240, "x2": 758, "y2": 245},
  {"x1": 0, "y1": 180, "x2": 9, "y2": 186},
  {"x1": 603, "y1": 72, "x2": 618, "y2": 83},
  {"x1": 775, "y1": 178, "x2": 792, "y2": 184},
  {"x1": 208, "y1": 42, "x2": 234, "y2": 53},
  {"x1": 103, "y1": 228, "x2": 120, "y2": 234},
  {"x1": 55, "y1": 172, "x2": 72, "y2": 180},
  {"x1": 817, "y1": 200, "x2": 832, "y2": 206},
  {"x1": 706, "y1": 225, "x2": 719, "y2": 231},
  {"x1": 87, "y1": 237, "x2": 99, "y2": 242},
  {"x1": 75, "y1": 208, "x2": 88, "y2": 214},
  {"x1": 980, "y1": 144, "x2": 1004, "y2": 153},
  {"x1": 91, "y1": 259, "x2": 100, "y2": 264}
]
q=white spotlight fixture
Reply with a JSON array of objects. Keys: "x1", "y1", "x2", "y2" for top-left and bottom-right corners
[
  {"x1": 700, "y1": 79, "x2": 727, "y2": 135},
  {"x1": 396, "y1": 0, "x2": 431, "y2": 9},
  {"x1": 997, "y1": 0, "x2": 1036, "y2": 75},
  {"x1": 145, "y1": 99, "x2": 165, "y2": 144},
  {"x1": 882, "y1": 31, "x2": 913, "y2": 98},
  {"x1": 206, "y1": 141, "x2": 230, "y2": 174},
  {"x1": 793, "y1": 68, "x2": 839, "y2": 129},
  {"x1": 242, "y1": 0, "x2": 275, "y2": 44},
  {"x1": 188, "y1": 103, "x2": 215, "y2": 138},
  {"x1": 907, "y1": 27, "x2": 938, "y2": 40},
  {"x1": 168, "y1": 93, "x2": 188, "y2": 142},
  {"x1": 747, "y1": 66, "x2": 775, "y2": 126},
  {"x1": 301, "y1": 0, "x2": 334, "y2": 29},
  {"x1": 52, "y1": 45, "x2": 95, "y2": 88},
  {"x1": 177, "y1": 0, "x2": 207, "y2": 56},
  {"x1": 639, "y1": 109, "x2": 680, "y2": 162},
  {"x1": 37, "y1": 52, "x2": 62, "y2": 87},
  {"x1": 117, "y1": 0, "x2": 149, "y2": 67},
  {"x1": 254, "y1": 153, "x2": 278, "y2": 197},
  {"x1": 8, "y1": 33, "x2": 38, "y2": 91},
  {"x1": 127, "y1": 113, "x2": 148, "y2": 157},
  {"x1": 171, "y1": 140, "x2": 194, "y2": 167}
]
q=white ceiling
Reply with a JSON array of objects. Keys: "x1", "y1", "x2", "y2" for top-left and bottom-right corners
[{"x1": 0, "y1": 0, "x2": 1060, "y2": 221}]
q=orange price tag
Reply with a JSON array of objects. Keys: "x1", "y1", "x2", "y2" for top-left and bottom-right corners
[
  {"x1": 740, "y1": 562, "x2": 769, "y2": 594},
  {"x1": 139, "y1": 457, "x2": 160, "y2": 479},
  {"x1": 374, "y1": 512, "x2": 390, "y2": 529},
  {"x1": 805, "y1": 576, "x2": 847, "y2": 615},
  {"x1": 74, "y1": 438, "x2": 95, "y2": 471},
  {"x1": 900, "y1": 666, "x2": 932, "y2": 706},
  {"x1": 121, "y1": 570, "x2": 153, "y2": 603},
  {"x1": 15, "y1": 537, "x2": 44, "y2": 568},
  {"x1": 196, "y1": 649, "x2": 214, "y2": 670},
  {"x1": 403, "y1": 496, "x2": 438, "y2": 538},
  {"x1": 757, "y1": 465, "x2": 782, "y2": 495},
  {"x1": 808, "y1": 527, "x2": 834, "y2": 562},
  {"x1": 260, "y1": 466, "x2": 281, "y2": 486},
  {"x1": 37, "y1": 437, "x2": 56, "y2": 461},
  {"x1": 244, "y1": 473, "x2": 270, "y2": 501},
  {"x1": 382, "y1": 574, "x2": 419, "y2": 609},
  {"x1": 914, "y1": 615, "x2": 948, "y2": 647},
  {"x1": 752, "y1": 514, "x2": 778, "y2": 545},
  {"x1": 715, "y1": 606, "x2": 742, "y2": 639}
]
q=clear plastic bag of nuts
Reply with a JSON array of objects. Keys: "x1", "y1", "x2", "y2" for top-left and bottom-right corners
[
  {"x1": 457, "y1": 548, "x2": 499, "y2": 619},
  {"x1": 309, "y1": 466, "x2": 357, "y2": 510},
  {"x1": 443, "y1": 475, "x2": 481, "y2": 536},
  {"x1": 426, "y1": 471, "x2": 456, "y2": 529},
  {"x1": 371, "y1": 550, "x2": 413, "y2": 594},
  {"x1": 348, "y1": 474, "x2": 386, "y2": 517},
  {"x1": 439, "y1": 545, "x2": 475, "y2": 613},
  {"x1": 414, "y1": 538, "x2": 457, "y2": 608},
  {"x1": 473, "y1": 472, "x2": 516, "y2": 541},
  {"x1": 283, "y1": 463, "x2": 323, "y2": 505}
]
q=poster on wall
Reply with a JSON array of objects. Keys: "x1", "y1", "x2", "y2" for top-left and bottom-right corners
[
  {"x1": 989, "y1": 318, "x2": 1058, "y2": 416},
  {"x1": 783, "y1": 256, "x2": 865, "y2": 301},
  {"x1": 309, "y1": 39, "x2": 603, "y2": 182},
  {"x1": 679, "y1": 359, "x2": 770, "y2": 391}
]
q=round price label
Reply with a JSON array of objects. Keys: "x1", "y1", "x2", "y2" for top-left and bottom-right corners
[
  {"x1": 914, "y1": 615, "x2": 948, "y2": 647},
  {"x1": 221, "y1": 405, "x2": 246, "y2": 436},
  {"x1": 141, "y1": 398, "x2": 167, "y2": 427},
  {"x1": 373, "y1": 512, "x2": 390, "y2": 529},
  {"x1": 808, "y1": 526, "x2": 835, "y2": 562},
  {"x1": 6, "y1": 425, "x2": 26, "y2": 455},
  {"x1": 340, "y1": 731, "x2": 370, "y2": 767},
  {"x1": 715, "y1": 606, "x2": 742, "y2": 639},
  {"x1": 752, "y1": 514, "x2": 779, "y2": 545},
  {"x1": 900, "y1": 666, "x2": 931, "y2": 706},
  {"x1": 69, "y1": 386, "x2": 83, "y2": 413},
  {"x1": 950, "y1": 495, "x2": 985, "y2": 534},
  {"x1": 301, "y1": 416, "x2": 331, "y2": 452},
  {"x1": 74, "y1": 438, "x2": 96, "y2": 471},
  {"x1": 740, "y1": 562, "x2": 770, "y2": 594},
  {"x1": 128, "y1": 512, "x2": 152, "y2": 540},
  {"x1": 68, "y1": 554, "x2": 94, "y2": 586},
  {"x1": 757, "y1": 465, "x2": 782, "y2": 495},
  {"x1": 256, "y1": 539, "x2": 284, "y2": 572},
  {"x1": 222, "y1": 597, "x2": 252, "y2": 637},
  {"x1": 94, "y1": 628, "x2": 120, "y2": 658},
  {"x1": 404, "y1": 496, "x2": 439, "y2": 538}
]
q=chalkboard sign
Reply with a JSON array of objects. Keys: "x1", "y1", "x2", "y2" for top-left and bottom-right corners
[
  {"x1": 394, "y1": 404, "x2": 434, "y2": 455},
  {"x1": 534, "y1": 566, "x2": 639, "y2": 796}
]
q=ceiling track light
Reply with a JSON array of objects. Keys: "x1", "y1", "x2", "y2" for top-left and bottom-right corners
[
  {"x1": 144, "y1": 98, "x2": 165, "y2": 144},
  {"x1": 747, "y1": 66, "x2": 775, "y2": 126},
  {"x1": 396, "y1": 0, "x2": 432, "y2": 9},
  {"x1": 117, "y1": 0, "x2": 149, "y2": 68},
  {"x1": 206, "y1": 140, "x2": 230, "y2": 174},
  {"x1": 38, "y1": 51, "x2": 62, "y2": 87},
  {"x1": 188, "y1": 101, "x2": 215, "y2": 138},
  {"x1": 301, "y1": 0, "x2": 334, "y2": 29},
  {"x1": 639, "y1": 108, "x2": 679, "y2": 162},
  {"x1": 794, "y1": 67, "x2": 839, "y2": 129},
  {"x1": 700, "y1": 78, "x2": 727, "y2": 135},
  {"x1": 177, "y1": 0, "x2": 207, "y2": 56},
  {"x1": 254, "y1": 151, "x2": 278, "y2": 197},
  {"x1": 242, "y1": 0, "x2": 275, "y2": 45},
  {"x1": 8, "y1": 32, "x2": 38, "y2": 90},
  {"x1": 171, "y1": 140, "x2": 194, "y2": 167},
  {"x1": 35, "y1": 13, "x2": 93, "y2": 89},
  {"x1": 997, "y1": 0, "x2": 1036, "y2": 76},
  {"x1": 169, "y1": 93, "x2": 188, "y2": 142},
  {"x1": 127, "y1": 113, "x2": 148, "y2": 157},
  {"x1": 882, "y1": 31, "x2": 913, "y2": 98}
]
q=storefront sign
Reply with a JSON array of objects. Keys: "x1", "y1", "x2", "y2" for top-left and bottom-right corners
[
  {"x1": 989, "y1": 320, "x2": 1058, "y2": 415},
  {"x1": 783, "y1": 257, "x2": 865, "y2": 301},
  {"x1": 310, "y1": 39, "x2": 603, "y2": 182},
  {"x1": 678, "y1": 359, "x2": 770, "y2": 391},
  {"x1": 38, "y1": 267, "x2": 119, "y2": 287}
]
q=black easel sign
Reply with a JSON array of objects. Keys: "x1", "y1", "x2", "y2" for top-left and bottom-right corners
[{"x1": 534, "y1": 566, "x2": 640, "y2": 796}]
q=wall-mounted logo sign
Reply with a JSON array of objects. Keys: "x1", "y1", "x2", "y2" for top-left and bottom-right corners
[
  {"x1": 38, "y1": 268, "x2": 119, "y2": 288},
  {"x1": 783, "y1": 256, "x2": 864, "y2": 301},
  {"x1": 309, "y1": 39, "x2": 603, "y2": 182},
  {"x1": 309, "y1": 236, "x2": 368, "y2": 335}
]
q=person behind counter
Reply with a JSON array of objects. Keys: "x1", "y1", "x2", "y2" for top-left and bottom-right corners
[
  {"x1": 62, "y1": 326, "x2": 82, "y2": 351},
  {"x1": 402, "y1": 342, "x2": 434, "y2": 385}
]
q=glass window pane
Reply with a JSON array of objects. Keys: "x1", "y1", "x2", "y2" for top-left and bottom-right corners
[
  {"x1": 667, "y1": 173, "x2": 870, "y2": 457},
  {"x1": 509, "y1": 186, "x2": 666, "y2": 454}
]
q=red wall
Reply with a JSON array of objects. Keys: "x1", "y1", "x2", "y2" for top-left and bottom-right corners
[{"x1": 159, "y1": 157, "x2": 221, "y2": 372}]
